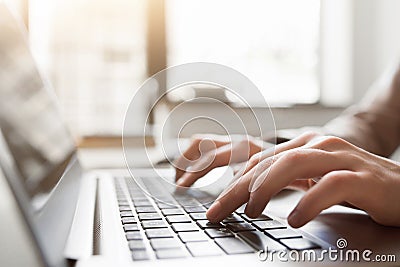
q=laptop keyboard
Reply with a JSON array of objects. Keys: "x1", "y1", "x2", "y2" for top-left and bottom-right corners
[{"x1": 114, "y1": 176, "x2": 320, "y2": 260}]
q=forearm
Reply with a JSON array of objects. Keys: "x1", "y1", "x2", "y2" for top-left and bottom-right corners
[
  {"x1": 271, "y1": 61, "x2": 400, "y2": 157},
  {"x1": 324, "y1": 62, "x2": 400, "y2": 157}
]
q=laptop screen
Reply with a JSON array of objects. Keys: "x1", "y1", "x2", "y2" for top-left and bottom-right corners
[{"x1": 0, "y1": 8, "x2": 76, "y2": 210}]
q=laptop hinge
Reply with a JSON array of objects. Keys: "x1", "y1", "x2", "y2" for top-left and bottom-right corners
[
  {"x1": 64, "y1": 173, "x2": 97, "y2": 260},
  {"x1": 92, "y1": 178, "x2": 102, "y2": 255}
]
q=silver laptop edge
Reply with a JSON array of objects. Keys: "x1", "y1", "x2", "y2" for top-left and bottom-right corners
[{"x1": 0, "y1": 130, "x2": 85, "y2": 267}]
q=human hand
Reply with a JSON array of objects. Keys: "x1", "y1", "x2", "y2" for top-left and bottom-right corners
[
  {"x1": 174, "y1": 134, "x2": 269, "y2": 187},
  {"x1": 206, "y1": 132, "x2": 400, "y2": 228}
]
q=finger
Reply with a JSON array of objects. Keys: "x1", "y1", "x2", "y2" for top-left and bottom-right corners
[
  {"x1": 217, "y1": 155, "x2": 276, "y2": 200},
  {"x1": 287, "y1": 170, "x2": 357, "y2": 228},
  {"x1": 177, "y1": 137, "x2": 266, "y2": 187},
  {"x1": 174, "y1": 139, "x2": 202, "y2": 180},
  {"x1": 206, "y1": 155, "x2": 277, "y2": 221},
  {"x1": 245, "y1": 149, "x2": 351, "y2": 218},
  {"x1": 176, "y1": 143, "x2": 233, "y2": 187},
  {"x1": 194, "y1": 133, "x2": 320, "y2": 222},
  {"x1": 272, "y1": 131, "x2": 320, "y2": 155},
  {"x1": 285, "y1": 179, "x2": 316, "y2": 191},
  {"x1": 303, "y1": 135, "x2": 353, "y2": 152},
  {"x1": 206, "y1": 174, "x2": 251, "y2": 223},
  {"x1": 175, "y1": 138, "x2": 228, "y2": 180},
  {"x1": 241, "y1": 131, "x2": 319, "y2": 177},
  {"x1": 247, "y1": 156, "x2": 278, "y2": 192},
  {"x1": 230, "y1": 138, "x2": 266, "y2": 163},
  {"x1": 232, "y1": 162, "x2": 246, "y2": 175},
  {"x1": 240, "y1": 147, "x2": 274, "y2": 177}
]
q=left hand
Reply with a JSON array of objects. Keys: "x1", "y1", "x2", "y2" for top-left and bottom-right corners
[
  {"x1": 206, "y1": 133, "x2": 400, "y2": 228},
  {"x1": 174, "y1": 134, "x2": 268, "y2": 187}
]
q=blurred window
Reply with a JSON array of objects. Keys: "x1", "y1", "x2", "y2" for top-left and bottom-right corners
[
  {"x1": 167, "y1": 0, "x2": 320, "y2": 105},
  {"x1": 29, "y1": 0, "x2": 147, "y2": 135},
  {"x1": 27, "y1": 0, "x2": 320, "y2": 135}
]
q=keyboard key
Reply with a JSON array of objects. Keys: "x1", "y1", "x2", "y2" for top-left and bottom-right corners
[
  {"x1": 197, "y1": 220, "x2": 224, "y2": 229},
  {"x1": 128, "y1": 240, "x2": 146, "y2": 250},
  {"x1": 215, "y1": 237, "x2": 254, "y2": 254},
  {"x1": 117, "y1": 196, "x2": 127, "y2": 201},
  {"x1": 176, "y1": 198, "x2": 200, "y2": 206},
  {"x1": 119, "y1": 205, "x2": 131, "y2": 212},
  {"x1": 158, "y1": 203, "x2": 178, "y2": 209},
  {"x1": 132, "y1": 196, "x2": 149, "y2": 201},
  {"x1": 205, "y1": 228, "x2": 234, "y2": 238},
  {"x1": 155, "y1": 196, "x2": 176, "y2": 203},
  {"x1": 131, "y1": 250, "x2": 150, "y2": 261},
  {"x1": 142, "y1": 220, "x2": 168, "y2": 229},
  {"x1": 188, "y1": 191, "x2": 211, "y2": 201},
  {"x1": 155, "y1": 248, "x2": 188, "y2": 259},
  {"x1": 162, "y1": 208, "x2": 184, "y2": 216},
  {"x1": 184, "y1": 206, "x2": 206, "y2": 213},
  {"x1": 126, "y1": 232, "x2": 142, "y2": 240},
  {"x1": 133, "y1": 200, "x2": 152, "y2": 207},
  {"x1": 203, "y1": 202, "x2": 214, "y2": 209},
  {"x1": 130, "y1": 193, "x2": 145, "y2": 198},
  {"x1": 238, "y1": 231, "x2": 286, "y2": 251},
  {"x1": 179, "y1": 231, "x2": 209, "y2": 242},
  {"x1": 122, "y1": 217, "x2": 137, "y2": 224},
  {"x1": 267, "y1": 228, "x2": 302, "y2": 239},
  {"x1": 253, "y1": 220, "x2": 285, "y2": 230},
  {"x1": 150, "y1": 237, "x2": 182, "y2": 250},
  {"x1": 222, "y1": 214, "x2": 244, "y2": 223},
  {"x1": 190, "y1": 213, "x2": 207, "y2": 220},
  {"x1": 226, "y1": 222, "x2": 256, "y2": 232},
  {"x1": 138, "y1": 213, "x2": 162, "y2": 220},
  {"x1": 166, "y1": 215, "x2": 191, "y2": 224},
  {"x1": 186, "y1": 241, "x2": 224, "y2": 257},
  {"x1": 280, "y1": 238, "x2": 320, "y2": 250},
  {"x1": 120, "y1": 211, "x2": 134, "y2": 217},
  {"x1": 172, "y1": 223, "x2": 199, "y2": 232},
  {"x1": 146, "y1": 228, "x2": 173, "y2": 239},
  {"x1": 241, "y1": 214, "x2": 272, "y2": 221},
  {"x1": 131, "y1": 195, "x2": 147, "y2": 201},
  {"x1": 132, "y1": 194, "x2": 148, "y2": 199},
  {"x1": 136, "y1": 206, "x2": 157, "y2": 213},
  {"x1": 124, "y1": 224, "x2": 139, "y2": 232},
  {"x1": 235, "y1": 205, "x2": 246, "y2": 214}
]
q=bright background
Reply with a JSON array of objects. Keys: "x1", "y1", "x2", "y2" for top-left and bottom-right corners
[{"x1": 4, "y1": 0, "x2": 400, "y2": 139}]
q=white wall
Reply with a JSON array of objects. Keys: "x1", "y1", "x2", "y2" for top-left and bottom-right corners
[{"x1": 353, "y1": 0, "x2": 400, "y2": 102}]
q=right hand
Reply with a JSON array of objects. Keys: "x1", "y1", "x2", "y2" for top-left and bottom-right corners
[
  {"x1": 206, "y1": 132, "x2": 400, "y2": 228},
  {"x1": 174, "y1": 134, "x2": 270, "y2": 187}
]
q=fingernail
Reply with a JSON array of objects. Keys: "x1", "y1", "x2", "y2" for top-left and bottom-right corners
[
  {"x1": 176, "y1": 172, "x2": 190, "y2": 186},
  {"x1": 176, "y1": 179, "x2": 186, "y2": 187},
  {"x1": 288, "y1": 209, "x2": 302, "y2": 228},
  {"x1": 206, "y1": 201, "x2": 221, "y2": 222}
]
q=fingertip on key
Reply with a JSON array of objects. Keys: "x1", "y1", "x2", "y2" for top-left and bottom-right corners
[
  {"x1": 287, "y1": 209, "x2": 304, "y2": 228},
  {"x1": 206, "y1": 201, "x2": 222, "y2": 223}
]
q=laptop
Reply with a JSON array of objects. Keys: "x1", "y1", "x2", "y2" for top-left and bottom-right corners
[{"x1": 0, "y1": 4, "x2": 399, "y2": 267}]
